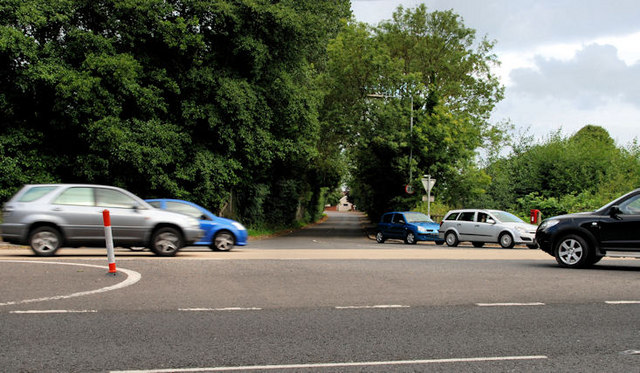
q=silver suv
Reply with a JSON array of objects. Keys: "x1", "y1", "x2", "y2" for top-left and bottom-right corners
[{"x1": 0, "y1": 184, "x2": 203, "y2": 257}]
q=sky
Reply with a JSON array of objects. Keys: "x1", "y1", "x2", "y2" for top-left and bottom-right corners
[{"x1": 351, "y1": 0, "x2": 640, "y2": 145}]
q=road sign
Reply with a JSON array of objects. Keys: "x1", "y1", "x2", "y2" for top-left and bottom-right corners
[
  {"x1": 421, "y1": 176, "x2": 436, "y2": 193},
  {"x1": 405, "y1": 184, "x2": 415, "y2": 195}
]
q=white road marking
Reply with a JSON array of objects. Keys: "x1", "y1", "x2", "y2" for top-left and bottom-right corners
[
  {"x1": 0, "y1": 260, "x2": 141, "y2": 307},
  {"x1": 10, "y1": 310, "x2": 97, "y2": 314},
  {"x1": 606, "y1": 300, "x2": 640, "y2": 304},
  {"x1": 335, "y1": 304, "x2": 410, "y2": 309},
  {"x1": 179, "y1": 307, "x2": 262, "y2": 312},
  {"x1": 111, "y1": 355, "x2": 548, "y2": 372},
  {"x1": 476, "y1": 302, "x2": 545, "y2": 307}
]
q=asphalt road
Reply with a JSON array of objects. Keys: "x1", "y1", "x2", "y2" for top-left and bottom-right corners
[{"x1": 1, "y1": 211, "x2": 640, "y2": 372}]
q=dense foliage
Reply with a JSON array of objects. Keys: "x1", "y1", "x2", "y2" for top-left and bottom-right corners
[
  {"x1": 2, "y1": 1, "x2": 633, "y2": 229},
  {"x1": 320, "y1": 5, "x2": 504, "y2": 221},
  {"x1": 478, "y1": 125, "x2": 640, "y2": 219},
  {"x1": 0, "y1": 0, "x2": 350, "y2": 227}
]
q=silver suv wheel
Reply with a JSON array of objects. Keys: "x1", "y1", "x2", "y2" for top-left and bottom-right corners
[
  {"x1": 150, "y1": 227, "x2": 183, "y2": 256},
  {"x1": 29, "y1": 226, "x2": 62, "y2": 257}
]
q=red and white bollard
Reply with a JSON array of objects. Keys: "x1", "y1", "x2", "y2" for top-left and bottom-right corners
[{"x1": 102, "y1": 210, "x2": 117, "y2": 274}]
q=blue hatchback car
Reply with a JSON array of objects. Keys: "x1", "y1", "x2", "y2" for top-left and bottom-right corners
[
  {"x1": 146, "y1": 199, "x2": 248, "y2": 251},
  {"x1": 376, "y1": 211, "x2": 444, "y2": 245}
]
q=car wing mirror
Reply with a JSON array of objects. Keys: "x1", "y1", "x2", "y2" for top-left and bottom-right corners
[
  {"x1": 486, "y1": 218, "x2": 496, "y2": 224},
  {"x1": 609, "y1": 205, "x2": 623, "y2": 219}
]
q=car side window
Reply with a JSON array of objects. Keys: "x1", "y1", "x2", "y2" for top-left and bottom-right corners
[
  {"x1": 382, "y1": 214, "x2": 392, "y2": 223},
  {"x1": 445, "y1": 212, "x2": 459, "y2": 220},
  {"x1": 18, "y1": 186, "x2": 57, "y2": 202},
  {"x1": 166, "y1": 202, "x2": 204, "y2": 219},
  {"x1": 53, "y1": 187, "x2": 95, "y2": 206},
  {"x1": 477, "y1": 212, "x2": 489, "y2": 223},
  {"x1": 148, "y1": 201, "x2": 162, "y2": 208},
  {"x1": 96, "y1": 188, "x2": 138, "y2": 209},
  {"x1": 392, "y1": 214, "x2": 405, "y2": 224},
  {"x1": 458, "y1": 212, "x2": 475, "y2": 221},
  {"x1": 619, "y1": 195, "x2": 640, "y2": 215}
]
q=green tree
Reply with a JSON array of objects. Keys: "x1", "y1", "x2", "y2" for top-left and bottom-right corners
[
  {"x1": 483, "y1": 125, "x2": 640, "y2": 217},
  {"x1": 322, "y1": 5, "x2": 503, "y2": 220},
  {"x1": 0, "y1": 0, "x2": 351, "y2": 227}
]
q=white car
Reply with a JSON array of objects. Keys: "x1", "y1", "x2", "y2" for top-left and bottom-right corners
[{"x1": 438, "y1": 209, "x2": 538, "y2": 249}]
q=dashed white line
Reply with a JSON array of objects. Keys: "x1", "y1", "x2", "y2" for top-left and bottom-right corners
[
  {"x1": 0, "y1": 260, "x2": 141, "y2": 307},
  {"x1": 335, "y1": 304, "x2": 410, "y2": 309},
  {"x1": 476, "y1": 302, "x2": 545, "y2": 307},
  {"x1": 10, "y1": 310, "x2": 97, "y2": 314},
  {"x1": 110, "y1": 355, "x2": 548, "y2": 372},
  {"x1": 606, "y1": 300, "x2": 640, "y2": 304},
  {"x1": 179, "y1": 307, "x2": 262, "y2": 312}
]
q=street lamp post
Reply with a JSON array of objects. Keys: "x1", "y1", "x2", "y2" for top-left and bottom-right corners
[{"x1": 409, "y1": 95, "x2": 413, "y2": 184}]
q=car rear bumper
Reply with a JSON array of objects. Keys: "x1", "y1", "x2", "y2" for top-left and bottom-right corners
[{"x1": 0, "y1": 223, "x2": 27, "y2": 245}]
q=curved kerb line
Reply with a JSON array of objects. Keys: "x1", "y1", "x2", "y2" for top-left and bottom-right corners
[{"x1": 0, "y1": 260, "x2": 141, "y2": 307}]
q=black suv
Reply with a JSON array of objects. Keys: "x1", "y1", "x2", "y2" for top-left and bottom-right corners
[{"x1": 536, "y1": 189, "x2": 640, "y2": 268}]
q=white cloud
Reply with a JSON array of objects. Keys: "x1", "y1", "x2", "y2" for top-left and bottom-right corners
[
  {"x1": 492, "y1": 95, "x2": 640, "y2": 144},
  {"x1": 351, "y1": 0, "x2": 640, "y2": 144},
  {"x1": 509, "y1": 44, "x2": 640, "y2": 107}
]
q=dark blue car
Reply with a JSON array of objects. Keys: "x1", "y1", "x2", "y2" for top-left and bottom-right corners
[
  {"x1": 146, "y1": 199, "x2": 248, "y2": 251},
  {"x1": 376, "y1": 211, "x2": 444, "y2": 245}
]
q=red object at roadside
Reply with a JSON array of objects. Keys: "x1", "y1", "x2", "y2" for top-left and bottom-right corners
[{"x1": 530, "y1": 209, "x2": 542, "y2": 224}]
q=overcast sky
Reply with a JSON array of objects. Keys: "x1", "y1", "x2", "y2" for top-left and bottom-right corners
[{"x1": 351, "y1": 0, "x2": 640, "y2": 145}]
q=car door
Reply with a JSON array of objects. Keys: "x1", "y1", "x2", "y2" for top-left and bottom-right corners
[
  {"x1": 472, "y1": 212, "x2": 500, "y2": 243},
  {"x1": 378, "y1": 213, "x2": 394, "y2": 237},
  {"x1": 598, "y1": 194, "x2": 640, "y2": 250},
  {"x1": 456, "y1": 211, "x2": 476, "y2": 241},
  {"x1": 390, "y1": 213, "x2": 407, "y2": 238},
  {"x1": 96, "y1": 188, "x2": 149, "y2": 245},
  {"x1": 50, "y1": 186, "x2": 104, "y2": 244}
]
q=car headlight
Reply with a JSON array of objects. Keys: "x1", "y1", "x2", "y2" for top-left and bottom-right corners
[
  {"x1": 538, "y1": 219, "x2": 559, "y2": 231},
  {"x1": 232, "y1": 222, "x2": 246, "y2": 231},
  {"x1": 417, "y1": 226, "x2": 427, "y2": 233}
]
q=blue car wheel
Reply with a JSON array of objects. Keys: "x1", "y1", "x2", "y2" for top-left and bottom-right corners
[
  {"x1": 404, "y1": 231, "x2": 417, "y2": 245},
  {"x1": 212, "y1": 231, "x2": 235, "y2": 252}
]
